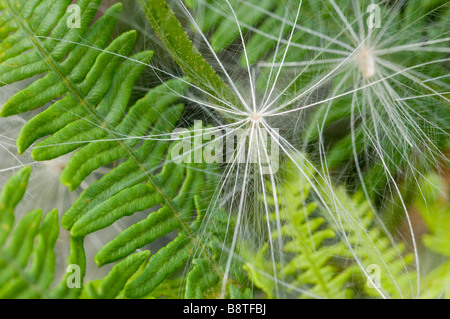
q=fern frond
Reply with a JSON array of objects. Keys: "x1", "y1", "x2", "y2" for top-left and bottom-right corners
[
  {"x1": 185, "y1": 259, "x2": 220, "y2": 299},
  {"x1": 420, "y1": 261, "x2": 450, "y2": 299},
  {"x1": 80, "y1": 250, "x2": 151, "y2": 299},
  {"x1": 414, "y1": 172, "x2": 450, "y2": 298},
  {"x1": 0, "y1": 167, "x2": 84, "y2": 299},
  {"x1": 186, "y1": 0, "x2": 278, "y2": 60},
  {"x1": 415, "y1": 172, "x2": 450, "y2": 257},
  {"x1": 245, "y1": 159, "x2": 415, "y2": 299},
  {"x1": 137, "y1": 0, "x2": 239, "y2": 109},
  {"x1": 1, "y1": 0, "x2": 446, "y2": 300},
  {"x1": 0, "y1": 0, "x2": 234, "y2": 299},
  {"x1": 124, "y1": 194, "x2": 249, "y2": 298}
]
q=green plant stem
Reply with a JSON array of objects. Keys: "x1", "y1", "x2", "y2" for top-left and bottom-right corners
[{"x1": 137, "y1": 0, "x2": 242, "y2": 114}]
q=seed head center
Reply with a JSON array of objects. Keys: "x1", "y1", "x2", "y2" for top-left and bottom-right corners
[
  {"x1": 250, "y1": 112, "x2": 262, "y2": 123},
  {"x1": 357, "y1": 48, "x2": 376, "y2": 78}
]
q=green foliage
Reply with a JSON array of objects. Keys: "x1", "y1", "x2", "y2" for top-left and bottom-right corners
[
  {"x1": 416, "y1": 173, "x2": 450, "y2": 257},
  {"x1": 299, "y1": 1, "x2": 450, "y2": 197},
  {"x1": 187, "y1": 0, "x2": 450, "y2": 200},
  {"x1": 0, "y1": 167, "x2": 83, "y2": 299},
  {"x1": 0, "y1": 0, "x2": 245, "y2": 299},
  {"x1": 137, "y1": 0, "x2": 240, "y2": 110},
  {"x1": 421, "y1": 261, "x2": 450, "y2": 299},
  {"x1": 0, "y1": 0, "x2": 448, "y2": 300},
  {"x1": 81, "y1": 250, "x2": 151, "y2": 299},
  {"x1": 0, "y1": 167, "x2": 156, "y2": 299},
  {"x1": 245, "y1": 159, "x2": 415, "y2": 299},
  {"x1": 120, "y1": 195, "x2": 249, "y2": 299},
  {"x1": 415, "y1": 173, "x2": 450, "y2": 298}
]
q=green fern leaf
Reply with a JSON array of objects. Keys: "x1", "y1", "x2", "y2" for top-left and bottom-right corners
[
  {"x1": 0, "y1": 0, "x2": 230, "y2": 299},
  {"x1": 0, "y1": 167, "x2": 85, "y2": 299},
  {"x1": 137, "y1": 0, "x2": 240, "y2": 110},
  {"x1": 185, "y1": 259, "x2": 220, "y2": 299},
  {"x1": 81, "y1": 250, "x2": 151, "y2": 299},
  {"x1": 245, "y1": 159, "x2": 415, "y2": 299}
]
